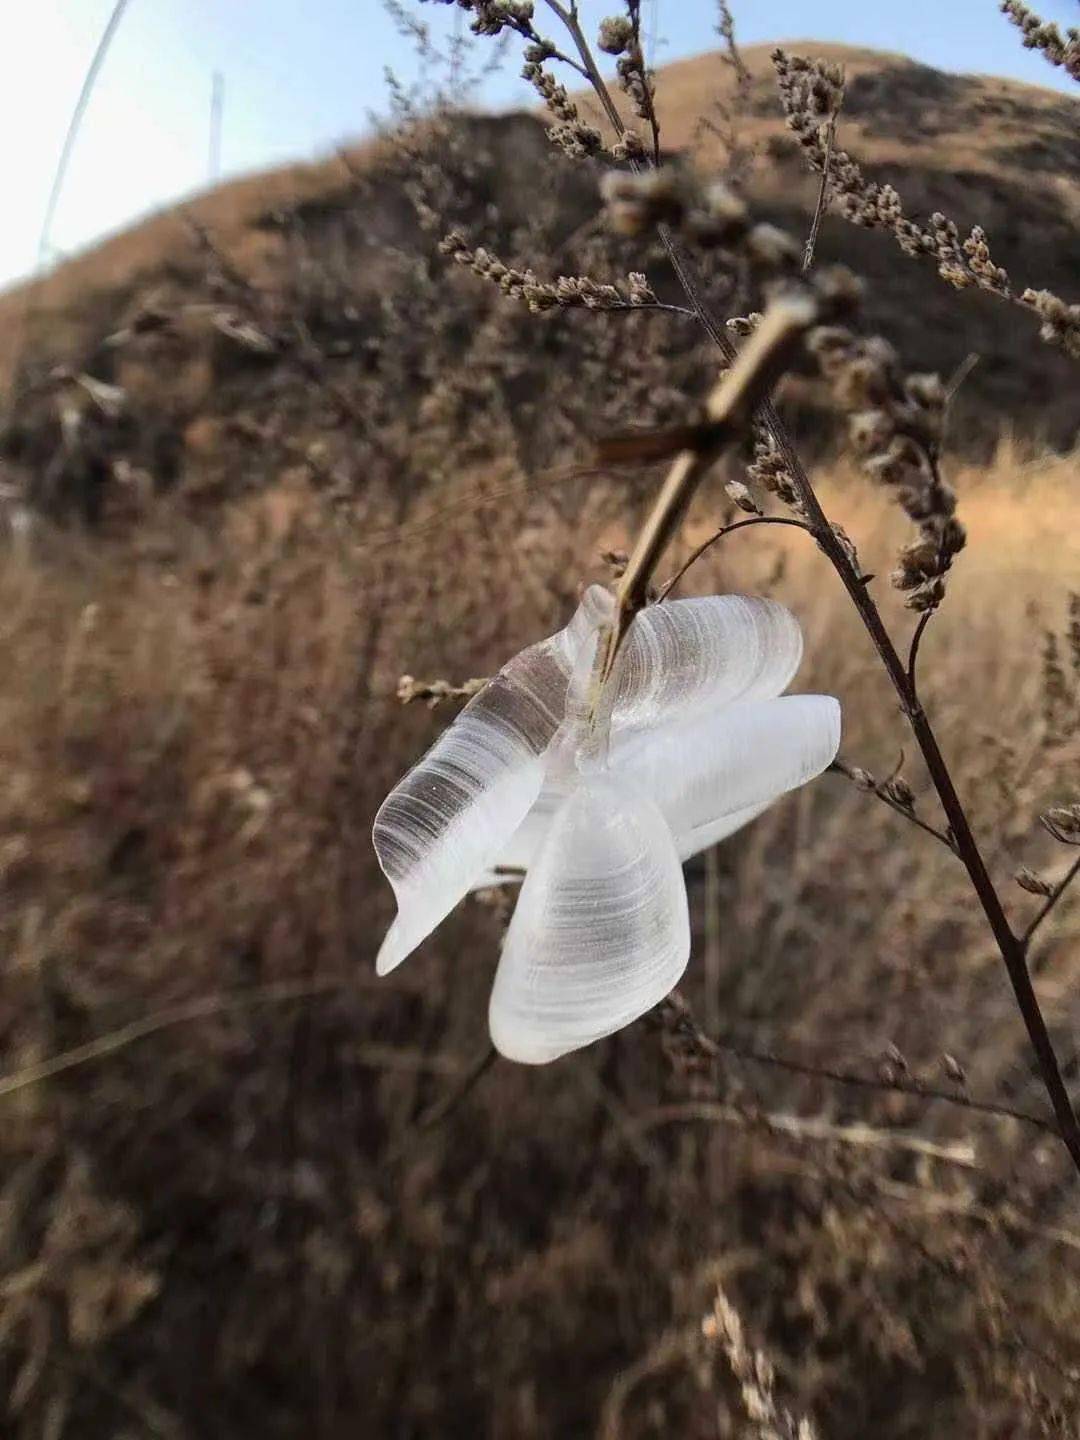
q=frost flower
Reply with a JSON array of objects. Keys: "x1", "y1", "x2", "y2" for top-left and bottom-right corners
[{"x1": 373, "y1": 586, "x2": 840, "y2": 1063}]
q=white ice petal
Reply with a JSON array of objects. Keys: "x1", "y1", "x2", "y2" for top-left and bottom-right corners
[
  {"x1": 469, "y1": 773, "x2": 570, "y2": 889},
  {"x1": 489, "y1": 776, "x2": 690, "y2": 1063},
  {"x1": 614, "y1": 694, "x2": 841, "y2": 853},
  {"x1": 674, "y1": 800, "x2": 773, "y2": 862},
  {"x1": 373, "y1": 589, "x2": 612, "y2": 972},
  {"x1": 373, "y1": 701, "x2": 545, "y2": 974},
  {"x1": 611, "y1": 596, "x2": 804, "y2": 732}
]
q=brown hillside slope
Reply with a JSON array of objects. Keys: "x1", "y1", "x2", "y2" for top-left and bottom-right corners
[{"x1": 0, "y1": 40, "x2": 1077, "y2": 523}]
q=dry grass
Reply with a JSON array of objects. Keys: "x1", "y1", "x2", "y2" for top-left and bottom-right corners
[{"x1": 1, "y1": 442, "x2": 1078, "y2": 1437}]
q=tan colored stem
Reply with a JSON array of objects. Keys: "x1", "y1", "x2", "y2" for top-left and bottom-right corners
[{"x1": 595, "y1": 289, "x2": 819, "y2": 701}]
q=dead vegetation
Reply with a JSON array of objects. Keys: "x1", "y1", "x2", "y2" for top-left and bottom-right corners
[{"x1": 0, "y1": 11, "x2": 1079, "y2": 1438}]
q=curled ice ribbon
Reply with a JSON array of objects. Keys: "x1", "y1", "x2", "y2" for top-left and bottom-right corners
[{"x1": 373, "y1": 584, "x2": 840, "y2": 1063}]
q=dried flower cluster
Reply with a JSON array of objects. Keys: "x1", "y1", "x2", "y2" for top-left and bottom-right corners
[
  {"x1": 1041, "y1": 803, "x2": 1080, "y2": 846},
  {"x1": 522, "y1": 62, "x2": 604, "y2": 157},
  {"x1": 773, "y1": 47, "x2": 1080, "y2": 358},
  {"x1": 702, "y1": 1283, "x2": 817, "y2": 1440},
  {"x1": 597, "y1": 7, "x2": 661, "y2": 160},
  {"x1": 1000, "y1": 0, "x2": 1080, "y2": 83},
  {"x1": 423, "y1": 0, "x2": 537, "y2": 40},
  {"x1": 396, "y1": 672, "x2": 488, "y2": 707},
  {"x1": 439, "y1": 229, "x2": 658, "y2": 312},
  {"x1": 805, "y1": 327, "x2": 964, "y2": 610}
]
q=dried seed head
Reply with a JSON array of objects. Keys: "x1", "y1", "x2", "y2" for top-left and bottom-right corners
[
  {"x1": 884, "y1": 1041, "x2": 908, "y2": 1071},
  {"x1": 725, "y1": 479, "x2": 762, "y2": 514},
  {"x1": 1041, "y1": 804, "x2": 1080, "y2": 845},
  {"x1": 1015, "y1": 866, "x2": 1055, "y2": 897},
  {"x1": 905, "y1": 372, "x2": 948, "y2": 412},
  {"x1": 597, "y1": 15, "x2": 635, "y2": 54},
  {"x1": 611, "y1": 128, "x2": 648, "y2": 161},
  {"x1": 848, "y1": 410, "x2": 895, "y2": 456},
  {"x1": 882, "y1": 777, "x2": 916, "y2": 812},
  {"x1": 942, "y1": 1053, "x2": 966, "y2": 1084},
  {"x1": 814, "y1": 265, "x2": 863, "y2": 320},
  {"x1": 600, "y1": 169, "x2": 689, "y2": 236}
]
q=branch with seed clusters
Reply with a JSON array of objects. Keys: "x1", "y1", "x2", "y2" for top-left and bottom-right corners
[
  {"x1": 655, "y1": 991, "x2": 1057, "y2": 1137},
  {"x1": 438, "y1": 230, "x2": 693, "y2": 316},
  {"x1": 773, "y1": 48, "x2": 1080, "y2": 361},
  {"x1": 830, "y1": 757, "x2": 958, "y2": 854},
  {"x1": 431, "y1": 1, "x2": 1080, "y2": 1180},
  {"x1": 703, "y1": 1281, "x2": 819, "y2": 1440},
  {"x1": 396, "y1": 673, "x2": 488, "y2": 708},
  {"x1": 1000, "y1": 0, "x2": 1080, "y2": 83}
]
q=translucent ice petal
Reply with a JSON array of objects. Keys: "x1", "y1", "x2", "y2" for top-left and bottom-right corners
[
  {"x1": 614, "y1": 694, "x2": 841, "y2": 853},
  {"x1": 674, "y1": 800, "x2": 773, "y2": 861},
  {"x1": 469, "y1": 772, "x2": 572, "y2": 889},
  {"x1": 489, "y1": 776, "x2": 690, "y2": 1063},
  {"x1": 611, "y1": 596, "x2": 804, "y2": 732},
  {"x1": 373, "y1": 589, "x2": 612, "y2": 973}
]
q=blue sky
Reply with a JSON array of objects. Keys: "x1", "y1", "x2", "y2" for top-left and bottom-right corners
[{"x1": 3, "y1": 0, "x2": 1076, "y2": 289}]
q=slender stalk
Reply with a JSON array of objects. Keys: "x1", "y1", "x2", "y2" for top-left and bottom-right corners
[
  {"x1": 657, "y1": 514, "x2": 811, "y2": 601},
  {"x1": 803, "y1": 115, "x2": 836, "y2": 271},
  {"x1": 664, "y1": 994, "x2": 1054, "y2": 1135},
  {"x1": 1023, "y1": 853, "x2": 1080, "y2": 948},
  {"x1": 597, "y1": 292, "x2": 819, "y2": 692},
  {"x1": 829, "y1": 760, "x2": 958, "y2": 854}
]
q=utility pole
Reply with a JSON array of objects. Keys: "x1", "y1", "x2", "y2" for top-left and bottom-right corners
[{"x1": 208, "y1": 70, "x2": 225, "y2": 184}]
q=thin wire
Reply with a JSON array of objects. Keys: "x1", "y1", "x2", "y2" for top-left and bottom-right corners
[
  {"x1": 645, "y1": 0, "x2": 660, "y2": 69},
  {"x1": 38, "y1": 0, "x2": 134, "y2": 269}
]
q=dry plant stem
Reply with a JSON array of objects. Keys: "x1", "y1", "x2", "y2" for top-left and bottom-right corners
[
  {"x1": 1024, "y1": 853, "x2": 1080, "y2": 947},
  {"x1": 671, "y1": 1002, "x2": 1056, "y2": 1135},
  {"x1": 597, "y1": 293, "x2": 818, "y2": 692},
  {"x1": 657, "y1": 515, "x2": 811, "y2": 601},
  {"x1": 802, "y1": 117, "x2": 836, "y2": 271},
  {"x1": 663, "y1": 238, "x2": 1080, "y2": 1177},
  {"x1": 540, "y1": 3, "x2": 1080, "y2": 1175},
  {"x1": 829, "y1": 760, "x2": 957, "y2": 854}
]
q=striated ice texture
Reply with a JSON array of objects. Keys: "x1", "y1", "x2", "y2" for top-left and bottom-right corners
[
  {"x1": 373, "y1": 620, "x2": 572, "y2": 974},
  {"x1": 609, "y1": 594, "x2": 803, "y2": 730},
  {"x1": 489, "y1": 776, "x2": 690, "y2": 1064},
  {"x1": 372, "y1": 582, "x2": 841, "y2": 1060}
]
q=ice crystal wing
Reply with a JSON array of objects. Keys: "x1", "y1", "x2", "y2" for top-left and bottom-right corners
[
  {"x1": 373, "y1": 590, "x2": 612, "y2": 973},
  {"x1": 489, "y1": 776, "x2": 690, "y2": 1063},
  {"x1": 611, "y1": 596, "x2": 804, "y2": 732},
  {"x1": 613, "y1": 694, "x2": 841, "y2": 856}
]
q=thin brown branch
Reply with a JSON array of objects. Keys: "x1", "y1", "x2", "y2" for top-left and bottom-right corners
[
  {"x1": 1023, "y1": 852, "x2": 1080, "y2": 948},
  {"x1": 657, "y1": 515, "x2": 812, "y2": 601},
  {"x1": 803, "y1": 116, "x2": 836, "y2": 271},
  {"x1": 829, "y1": 758, "x2": 958, "y2": 854},
  {"x1": 662, "y1": 994, "x2": 1056, "y2": 1135},
  {"x1": 658, "y1": 233, "x2": 1080, "y2": 1176},
  {"x1": 906, "y1": 606, "x2": 935, "y2": 694}
]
